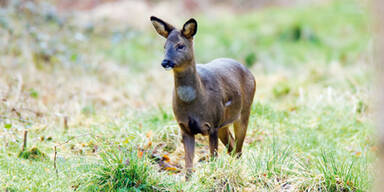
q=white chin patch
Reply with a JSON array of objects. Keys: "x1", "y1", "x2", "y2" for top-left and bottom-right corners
[{"x1": 164, "y1": 66, "x2": 173, "y2": 71}]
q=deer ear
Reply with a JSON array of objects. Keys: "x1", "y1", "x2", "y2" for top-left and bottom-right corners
[
  {"x1": 150, "y1": 16, "x2": 175, "y2": 38},
  {"x1": 182, "y1": 18, "x2": 197, "y2": 39}
]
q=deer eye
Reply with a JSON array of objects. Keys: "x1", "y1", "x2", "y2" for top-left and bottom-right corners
[{"x1": 176, "y1": 44, "x2": 185, "y2": 50}]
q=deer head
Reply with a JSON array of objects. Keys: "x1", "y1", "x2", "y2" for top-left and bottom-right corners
[{"x1": 150, "y1": 16, "x2": 198, "y2": 71}]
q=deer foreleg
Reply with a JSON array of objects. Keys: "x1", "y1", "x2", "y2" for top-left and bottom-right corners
[
  {"x1": 209, "y1": 129, "x2": 218, "y2": 157},
  {"x1": 182, "y1": 132, "x2": 195, "y2": 179}
]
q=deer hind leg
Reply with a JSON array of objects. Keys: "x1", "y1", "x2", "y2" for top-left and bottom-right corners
[
  {"x1": 233, "y1": 108, "x2": 251, "y2": 157},
  {"x1": 218, "y1": 126, "x2": 235, "y2": 154}
]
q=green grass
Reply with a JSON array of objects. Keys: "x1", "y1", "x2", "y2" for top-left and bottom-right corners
[
  {"x1": 195, "y1": 0, "x2": 370, "y2": 67},
  {"x1": 18, "y1": 147, "x2": 47, "y2": 160},
  {"x1": 0, "y1": 0, "x2": 377, "y2": 191},
  {"x1": 101, "y1": 0, "x2": 370, "y2": 71},
  {"x1": 81, "y1": 148, "x2": 170, "y2": 191}
]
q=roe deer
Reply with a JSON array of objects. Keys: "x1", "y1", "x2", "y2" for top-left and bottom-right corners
[{"x1": 150, "y1": 16, "x2": 256, "y2": 178}]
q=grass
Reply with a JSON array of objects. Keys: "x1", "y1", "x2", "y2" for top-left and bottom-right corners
[
  {"x1": 81, "y1": 148, "x2": 169, "y2": 192},
  {"x1": 0, "y1": 0, "x2": 377, "y2": 191},
  {"x1": 18, "y1": 147, "x2": 47, "y2": 160}
]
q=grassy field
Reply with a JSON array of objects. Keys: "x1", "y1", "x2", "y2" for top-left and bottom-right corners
[{"x1": 0, "y1": 0, "x2": 377, "y2": 191}]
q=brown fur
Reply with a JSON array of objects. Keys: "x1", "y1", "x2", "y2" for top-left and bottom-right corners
[{"x1": 150, "y1": 16, "x2": 256, "y2": 178}]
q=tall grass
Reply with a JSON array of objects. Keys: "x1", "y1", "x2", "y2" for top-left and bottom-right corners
[{"x1": 81, "y1": 148, "x2": 169, "y2": 192}]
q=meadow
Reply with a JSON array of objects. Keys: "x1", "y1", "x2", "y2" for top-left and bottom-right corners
[{"x1": 0, "y1": 0, "x2": 377, "y2": 191}]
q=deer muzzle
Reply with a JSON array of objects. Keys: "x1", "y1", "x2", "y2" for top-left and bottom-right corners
[{"x1": 161, "y1": 59, "x2": 175, "y2": 71}]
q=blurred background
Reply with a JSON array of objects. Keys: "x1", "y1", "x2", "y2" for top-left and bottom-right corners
[
  {"x1": 0, "y1": 0, "x2": 371, "y2": 112},
  {"x1": 0, "y1": 0, "x2": 377, "y2": 191}
]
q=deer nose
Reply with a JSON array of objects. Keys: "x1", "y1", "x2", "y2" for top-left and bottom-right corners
[{"x1": 161, "y1": 59, "x2": 175, "y2": 70}]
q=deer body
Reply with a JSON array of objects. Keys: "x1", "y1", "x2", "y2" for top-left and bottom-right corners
[
  {"x1": 150, "y1": 16, "x2": 256, "y2": 178},
  {"x1": 174, "y1": 59, "x2": 252, "y2": 135}
]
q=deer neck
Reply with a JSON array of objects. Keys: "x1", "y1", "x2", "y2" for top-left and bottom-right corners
[{"x1": 173, "y1": 61, "x2": 204, "y2": 103}]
